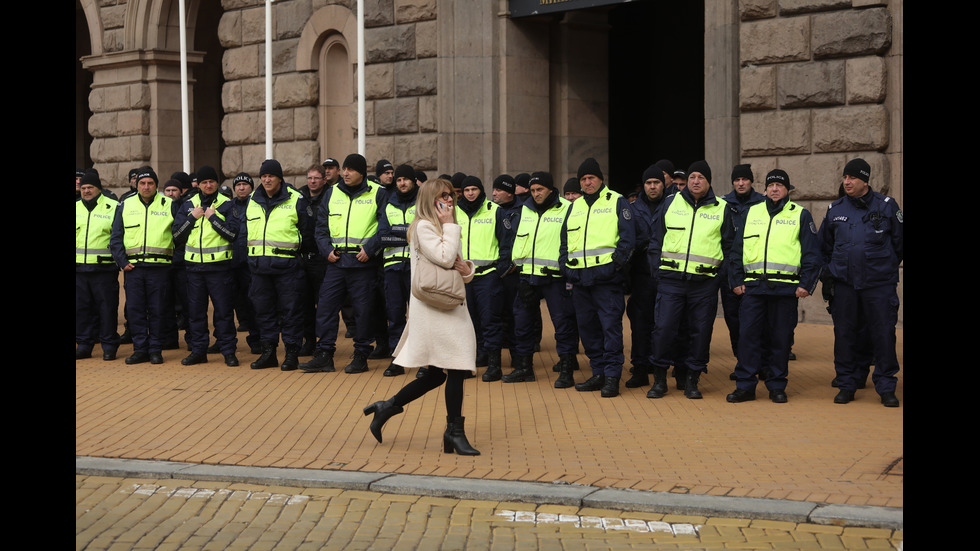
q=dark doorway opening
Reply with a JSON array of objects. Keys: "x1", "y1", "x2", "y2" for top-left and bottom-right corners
[
  {"x1": 607, "y1": 0, "x2": 704, "y2": 195},
  {"x1": 193, "y1": 0, "x2": 226, "y2": 177}
]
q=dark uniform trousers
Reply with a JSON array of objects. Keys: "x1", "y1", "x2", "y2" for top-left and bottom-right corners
[
  {"x1": 513, "y1": 280, "x2": 578, "y2": 358},
  {"x1": 302, "y1": 256, "x2": 327, "y2": 345},
  {"x1": 626, "y1": 273, "x2": 657, "y2": 371},
  {"x1": 830, "y1": 282, "x2": 899, "y2": 394},
  {"x1": 465, "y1": 273, "x2": 504, "y2": 354},
  {"x1": 573, "y1": 282, "x2": 626, "y2": 378},
  {"x1": 649, "y1": 277, "x2": 720, "y2": 374},
  {"x1": 186, "y1": 269, "x2": 238, "y2": 356},
  {"x1": 719, "y1": 267, "x2": 743, "y2": 367},
  {"x1": 124, "y1": 266, "x2": 172, "y2": 354},
  {"x1": 76, "y1": 271, "x2": 120, "y2": 352},
  {"x1": 315, "y1": 264, "x2": 376, "y2": 355},
  {"x1": 250, "y1": 269, "x2": 306, "y2": 347},
  {"x1": 735, "y1": 294, "x2": 796, "y2": 391},
  {"x1": 383, "y1": 269, "x2": 411, "y2": 351},
  {"x1": 232, "y1": 263, "x2": 260, "y2": 348}
]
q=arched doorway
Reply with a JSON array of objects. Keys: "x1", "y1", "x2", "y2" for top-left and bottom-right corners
[{"x1": 319, "y1": 36, "x2": 355, "y2": 162}]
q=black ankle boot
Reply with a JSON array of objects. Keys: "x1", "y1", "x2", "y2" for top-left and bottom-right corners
[
  {"x1": 684, "y1": 370, "x2": 703, "y2": 399},
  {"x1": 482, "y1": 350, "x2": 503, "y2": 382},
  {"x1": 624, "y1": 366, "x2": 649, "y2": 388},
  {"x1": 502, "y1": 355, "x2": 534, "y2": 383},
  {"x1": 554, "y1": 355, "x2": 576, "y2": 389},
  {"x1": 443, "y1": 416, "x2": 480, "y2": 455},
  {"x1": 250, "y1": 342, "x2": 278, "y2": 369},
  {"x1": 280, "y1": 343, "x2": 300, "y2": 371},
  {"x1": 363, "y1": 398, "x2": 404, "y2": 443},
  {"x1": 647, "y1": 367, "x2": 669, "y2": 398}
]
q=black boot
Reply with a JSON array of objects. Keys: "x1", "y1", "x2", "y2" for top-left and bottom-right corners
[
  {"x1": 280, "y1": 343, "x2": 300, "y2": 371},
  {"x1": 575, "y1": 373, "x2": 605, "y2": 392},
  {"x1": 368, "y1": 339, "x2": 391, "y2": 360},
  {"x1": 383, "y1": 360, "x2": 405, "y2": 377},
  {"x1": 624, "y1": 366, "x2": 649, "y2": 388},
  {"x1": 554, "y1": 355, "x2": 576, "y2": 389},
  {"x1": 502, "y1": 355, "x2": 534, "y2": 383},
  {"x1": 443, "y1": 416, "x2": 480, "y2": 455},
  {"x1": 647, "y1": 367, "x2": 669, "y2": 398},
  {"x1": 684, "y1": 370, "x2": 703, "y2": 399},
  {"x1": 363, "y1": 398, "x2": 404, "y2": 443},
  {"x1": 416, "y1": 366, "x2": 428, "y2": 379},
  {"x1": 482, "y1": 350, "x2": 503, "y2": 382},
  {"x1": 344, "y1": 351, "x2": 369, "y2": 373},
  {"x1": 674, "y1": 365, "x2": 688, "y2": 390},
  {"x1": 600, "y1": 376, "x2": 620, "y2": 398},
  {"x1": 299, "y1": 350, "x2": 335, "y2": 373},
  {"x1": 250, "y1": 342, "x2": 278, "y2": 369}
]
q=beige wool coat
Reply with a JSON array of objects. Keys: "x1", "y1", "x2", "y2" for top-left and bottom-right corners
[{"x1": 391, "y1": 220, "x2": 477, "y2": 372}]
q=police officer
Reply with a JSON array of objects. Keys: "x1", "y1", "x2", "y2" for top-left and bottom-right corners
[
  {"x1": 563, "y1": 177, "x2": 582, "y2": 202},
  {"x1": 506, "y1": 171, "x2": 580, "y2": 387},
  {"x1": 720, "y1": 164, "x2": 766, "y2": 381},
  {"x1": 229, "y1": 172, "x2": 261, "y2": 354},
  {"x1": 727, "y1": 169, "x2": 820, "y2": 403},
  {"x1": 76, "y1": 170, "x2": 121, "y2": 360},
  {"x1": 456, "y1": 175, "x2": 512, "y2": 380},
  {"x1": 562, "y1": 158, "x2": 635, "y2": 398},
  {"x1": 246, "y1": 159, "x2": 315, "y2": 370},
  {"x1": 489, "y1": 173, "x2": 524, "y2": 379},
  {"x1": 647, "y1": 160, "x2": 735, "y2": 399},
  {"x1": 377, "y1": 163, "x2": 418, "y2": 376},
  {"x1": 624, "y1": 164, "x2": 668, "y2": 388},
  {"x1": 298, "y1": 164, "x2": 330, "y2": 356},
  {"x1": 110, "y1": 166, "x2": 177, "y2": 365},
  {"x1": 301, "y1": 153, "x2": 387, "y2": 374},
  {"x1": 172, "y1": 165, "x2": 240, "y2": 366},
  {"x1": 375, "y1": 159, "x2": 395, "y2": 190},
  {"x1": 819, "y1": 158, "x2": 903, "y2": 407}
]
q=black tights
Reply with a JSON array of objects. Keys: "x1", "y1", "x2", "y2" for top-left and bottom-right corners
[{"x1": 391, "y1": 367, "x2": 465, "y2": 419}]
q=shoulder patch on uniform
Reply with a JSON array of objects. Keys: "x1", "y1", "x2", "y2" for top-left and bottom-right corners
[
  {"x1": 895, "y1": 210, "x2": 903, "y2": 223},
  {"x1": 808, "y1": 220, "x2": 817, "y2": 234},
  {"x1": 622, "y1": 208, "x2": 631, "y2": 220}
]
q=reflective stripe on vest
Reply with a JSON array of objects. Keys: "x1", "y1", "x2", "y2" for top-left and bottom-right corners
[
  {"x1": 246, "y1": 188, "x2": 302, "y2": 257},
  {"x1": 512, "y1": 198, "x2": 572, "y2": 277},
  {"x1": 120, "y1": 193, "x2": 174, "y2": 263},
  {"x1": 660, "y1": 196, "x2": 725, "y2": 276},
  {"x1": 184, "y1": 194, "x2": 233, "y2": 263},
  {"x1": 742, "y1": 200, "x2": 803, "y2": 281},
  {"x1": 457, "y1": 201, "x2": 499, "y2": 272},
  {"x1": 326, "y1": 182, "x2": 381, "y2": 253},
  {"x1": 75, "y1": 195, "x2": 118, "y2": 264},
  {"x1": 383, "y1": 202, "x2": 416, "y2": 267},
  {"x1": 564, "y1": 190, "x2": 621, "y2": 270}
]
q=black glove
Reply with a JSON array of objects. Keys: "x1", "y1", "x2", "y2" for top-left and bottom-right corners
[{"x1": 820, "y1": 275, "x2": 835, "y2": 302}]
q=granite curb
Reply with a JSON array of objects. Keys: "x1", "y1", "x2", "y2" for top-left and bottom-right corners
[{"x1": 75, "y1": 456, "x2": 903, "y2": 530}]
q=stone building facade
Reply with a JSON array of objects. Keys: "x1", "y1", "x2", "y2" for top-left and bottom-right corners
[{"x1": 76, "y1": 0, "x2": 902, "y2": 325}]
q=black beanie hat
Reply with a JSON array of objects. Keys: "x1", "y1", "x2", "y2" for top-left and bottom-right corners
[
  {"x1": 843, "y1": 158, "x2": 871, "y2": 182},
  {"x1": 655, "y1": 159, "x2": 675, "y2": 176},
  {"x1": 394, "y1": 164, "x2": 416, "y2": 182},
  {"x1": 81, "y1": 169, "x2": 102, "y2": 190},
  {"x1": 233, "y1": 172, "x2": 254, "y2": 188},
  {"x1": 577, "y1": 158, "x2": 603, "y2": 181},
  {"x1": 343, "y1": 154, "x2": 367, "y2": 178},
  {"x1": 135, "y1": 166, "x2": 158, "y2": 185},
  {"x1": 461, "y1": 175, "x2": 484, "y2": 192},
  {"x1": 687, "y1": 160, "x2": 711, "y2": 183},
  {"x1": 765, "y1": 169, "x2": 793, "y2": 190},
  {"x1": 563, "y1": 177, "x2": 581, "y2": 194},
  {"x1": 492, "y1": 174, "x2": 516, "y2": 194},
  {"x1": 731, "y1": 163, "x2": 753, "y2": 183},
  {"x1": 642, "y1": 164, "x2": 665, "y2": 183},
  {"x1": 128, "y1": 168, "x2": 140, "y2": 180},
  {"x1": 259, "y1": 159, "x2": 283, "y2": 179},
  {"x1": 196, "y1": 165, "x2": 220, "y2": 183},
  {"x1": 514, "y1": 173, "x2": 531, "y2": 191},
  {"x1": 171, "y1": 171, "x2": 192, "y2": 190},
  {"x1": 375, "y1": 159, "x2": 393, "y2": 176},
  {"x1": 163, "y1": 178, "x2": 182, "y2": 191},
  {"x1": 415, "y1": 170, "x2": 427, "y2": 183},
  {"x1": 450, "y1": 172, "x2": 467, "y2": 189},
  {"x1": 528, "y1": 171, "x2": 554, "y2": 190}
]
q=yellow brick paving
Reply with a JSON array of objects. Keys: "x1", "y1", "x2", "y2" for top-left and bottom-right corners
[{"x1": 76, "y1": 476, "x2": 901, "y2": 550}]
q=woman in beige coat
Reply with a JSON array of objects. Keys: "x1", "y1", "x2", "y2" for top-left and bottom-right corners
[{"x1": 363, "y1": 179, "x2": 481, "y2": 455}]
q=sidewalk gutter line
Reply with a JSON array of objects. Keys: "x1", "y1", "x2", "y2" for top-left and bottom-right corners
[{"x1": 76, "y1": 456, "x2": 902, "y2": 530}]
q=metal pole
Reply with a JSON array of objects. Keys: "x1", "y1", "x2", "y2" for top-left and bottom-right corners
[
  {"x1": 266, "y1": 0, "x2": 274, "y2": 159},
  {"x1": 179, "y1": 0, "x2": 190, "y2": 173},
  {"x1": 357, "y1": 0, "x2": 365, "y2": 156}
]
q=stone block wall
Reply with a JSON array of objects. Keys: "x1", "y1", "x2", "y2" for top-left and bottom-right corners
[
  {"x1": 363, "y1": 0, "x2": 439, "y2": 175},
  {"x1": 736, "y1": 0, "x2": 901, "y2": 325}
]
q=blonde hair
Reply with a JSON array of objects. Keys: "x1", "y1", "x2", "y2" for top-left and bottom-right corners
[{"x1": 408, "y1": 178, "x2": 456, "y2": 243}]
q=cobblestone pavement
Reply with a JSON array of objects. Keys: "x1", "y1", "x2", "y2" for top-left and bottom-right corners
[{"x1": 77, "y1": 475, "x2": 902, "y2": 550}]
